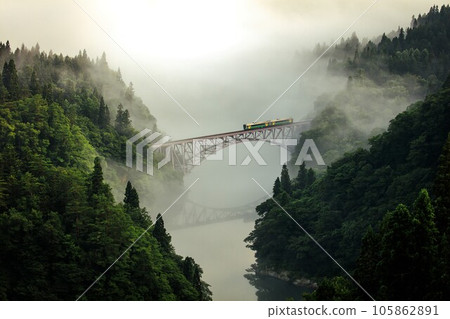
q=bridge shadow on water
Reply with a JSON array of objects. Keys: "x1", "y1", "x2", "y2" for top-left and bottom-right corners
[{"x1": 164, "y1": 197, "x2": 264, "y2": 230}]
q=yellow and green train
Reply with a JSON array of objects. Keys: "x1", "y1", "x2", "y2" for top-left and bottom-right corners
[{"x1": 243, "y1": 118, "x2": 293, "y2": 130}]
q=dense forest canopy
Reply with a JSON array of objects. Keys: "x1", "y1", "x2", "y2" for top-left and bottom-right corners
[
  {"x1": 0, "y1": 42, "x2": 210, "y2": 300},
  {"x1": 246, "y1": 5, "x2": 450, "y2": 301}
]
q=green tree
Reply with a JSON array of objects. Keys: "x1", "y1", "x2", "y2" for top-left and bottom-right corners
[
  {"x1": 90, "y1": 157, "x2": 104, "y2": 197},
  {"x1": 2, "y1": 60, "x2": 20, "y2": 100},
  {"x1": 280, "y1": 164, "x2": 291, "y2": 194},
  {"x1": 182, "y1": 257, "x2": 212, "y2": 300},
  {"x1": 378, "y1": 191, "x2": 438, "y2": 300},
  {"x1": 123, "y1": 181, "x2": 150, "y2": 228},
  {"x1": 354, "y1": 226, "x2": 381, "y2": 300},
  {"x1": 86, "y1": 157, "x2": 113, "y2": 208},
  {"x1": 115, "y1": 103, "x2": 132, "y2": 135},
  {"x1": 410, "y1": 189, "x2": 438, "y2": 298},
  {"x1": 434, "y1": 133, "x2": 450, "y2": 233},
  {"x1": 296, "y1": 162, "x2": 307, "y2": 190},
  {"x1": 124, "y1": 181, "x2": 139, "y2": 208},
  {"x1": 192, "y1": 263, "x2": 212, "y2": 300},
  {"x1": 29, "y1": 70, "x2": 40, "y2": 95},
  {"x1": 378, "y1": 204, "x2": 417, "y2": 300},
  {"x1": 306, "y1": 168, "x2": 316, "y2": 187},
  {"x1": 182, "y1": 257, "x2": 196, "y2": 283},
  {"x1": 153, "y1": 214, "x2": 173, "y2": 254},
  {"x1": 42, "y1": 83, "x2": 53, "y2": 103},
  {"x1": 98, "y1": 96, "x2": 110, "y2": 128},
  {"x1": 0, "y1": 77, "x2": 6, "y2": 102},
  {"x1": 273, "y1": 177, "x2": 281, "y2": 196}
]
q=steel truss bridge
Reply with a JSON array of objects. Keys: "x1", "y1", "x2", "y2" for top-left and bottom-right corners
[
  {"x1": 151, "y1": 120, "x2": 310, "y2": 228},
  {"x1": 158, "y1": 120, "x2": 311, "y2": 172}
]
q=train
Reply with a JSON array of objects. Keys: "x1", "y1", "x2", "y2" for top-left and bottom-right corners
[{"x1": 243, "y1": 118, "x2": 293, "y2": 130}]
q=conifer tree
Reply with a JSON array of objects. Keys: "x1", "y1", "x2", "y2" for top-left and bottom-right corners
[
  {"x1": 87, "y1": 157, "x2": 109, "y2": 207},
  {"x1": 377, "y1": 190, "x2": 439, "y2": 300},
  {"x1": 29, "y1": 70, "x2": 40, "y2": 95},
  {"x1": 42, "y1": 83, "x2": 53, "y2": 103},
  {"x1": 98, "y1": 96, "x2": 110, "y2": 128},
  {"x1": 378, "y1": 204, "x2": 417, "y2": 300},
  {"x1": 273, "y1": 177, "x2": 281, "y2": 196},
  {"x1": 306, "y1": 168, "x2": 316, "y2": 187},
  {"x1": 0, "y1": 79, "x2": 6, "y2": 103},
  {"x1": 124, "y1": 181, "x2": 139, "y2": 209},
  {"x1": 99, "y1": 52, "x2": 108, "y2": 70},
  {"x1": 182, "y1": 257, "x2": 196, "y2": 283},
  {"x1": 123, "y1": 181, "x2": 149, "y2": 228},
  {"x1": 296, "y1": 162, "x2": 307, "y2": 190},
  {"x1": 354, "y1": 226, "x2": 380, "y2": 299},
  {"x1": 153, "y1": 214, "x2": 172, "y2": 254},
  {"x1": 115, "y1": 104, "x2": 132, "y2": 135},
  {"x1": 91, "y1": 157, "x2": 103, "y2": 195},
  {"x1": 434, "y1": 133, "x2": 450, "y2": 232},
  {"x1": 280, "y1": 164, "x2": 291, "y2": 194},
  {"x1": 2, "y1": 60, "x2": 19, "y2": 100},
  {"x1": 410, "y1": 189, "x2": 438, "y2": 298}
]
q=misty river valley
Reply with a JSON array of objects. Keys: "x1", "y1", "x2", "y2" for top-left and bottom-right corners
[
  {"x1": 1, "y1": 2, "x2": 450, "y2": 305},
  {"x1": 162, "y1": 144, "x2": 315, "y2": 300}
]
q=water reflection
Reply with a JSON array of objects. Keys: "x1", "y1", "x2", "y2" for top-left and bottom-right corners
[
  {"x1": 169, "y1": 219, "x2": 258, "y2": 300},
  {"x1": 245, "y1": 271, "x2": 314, "y2": 301}
]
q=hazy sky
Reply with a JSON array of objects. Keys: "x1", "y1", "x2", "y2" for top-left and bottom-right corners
[
  {"x1": 1, "y1": 1, "x2": 441, "y2": 60},
  {"x1": 1, "y1": 0, "x2": 445, "y2": 137}
]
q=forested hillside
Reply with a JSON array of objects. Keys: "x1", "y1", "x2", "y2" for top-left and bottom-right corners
[
  {"x1": 246, "y1": 5, "x2": 450, "y2": 301},
  {"x1": 0, "y1": 43, "x2": 211, "y2": 300},
  {"x1": 293, "y1": 5, "x2": 450, "y2": 165}
]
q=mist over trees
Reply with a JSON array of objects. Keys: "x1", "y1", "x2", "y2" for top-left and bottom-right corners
[
  {"x1": 292, "y1": 5, "x2": 450, "y2": 165},
  {"x1": 246, "y1": 5, "x2": 450, "y2": 301},
  {"x1": 248, "y1": 74, "x2": 450, "y2": 301},
  {"x1": 0, "y1": 43, "x2": 210, "y2": 300}
]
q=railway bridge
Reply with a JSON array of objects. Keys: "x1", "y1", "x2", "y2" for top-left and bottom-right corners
[
  {"x1": 127, "y1": 119, "x2": 312, "y2": 227},
  {"x1": 157, "y1": 120, "x2": 311, "y2": 173}
]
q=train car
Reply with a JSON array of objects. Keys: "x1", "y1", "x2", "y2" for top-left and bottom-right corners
[{"x1": 243, "y1": 118, "x2": 293, "y2": 130}]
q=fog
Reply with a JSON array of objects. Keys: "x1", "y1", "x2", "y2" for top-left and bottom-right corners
[
  {"x1": 1, "y1": 0, "x2": 446, "y2": 300},
  {"x1": 1, "y1": 0, "x2": 442, "y2": 137}
]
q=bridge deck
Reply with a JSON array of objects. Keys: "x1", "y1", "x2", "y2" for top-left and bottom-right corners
[{"x1": 163, "y1": 120, "x2": 311, "y2": 146}]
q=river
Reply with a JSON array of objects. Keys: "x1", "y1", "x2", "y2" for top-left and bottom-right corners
[
  {"x1": 170, "y1": 218, "x2": 313, "y2": 300},
  {"x1": 165, "y1": 144, "x2": 314, "y2": 300},
  {"x1": 170, "y1": 219, "x2": 257, "y2": 300}
]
